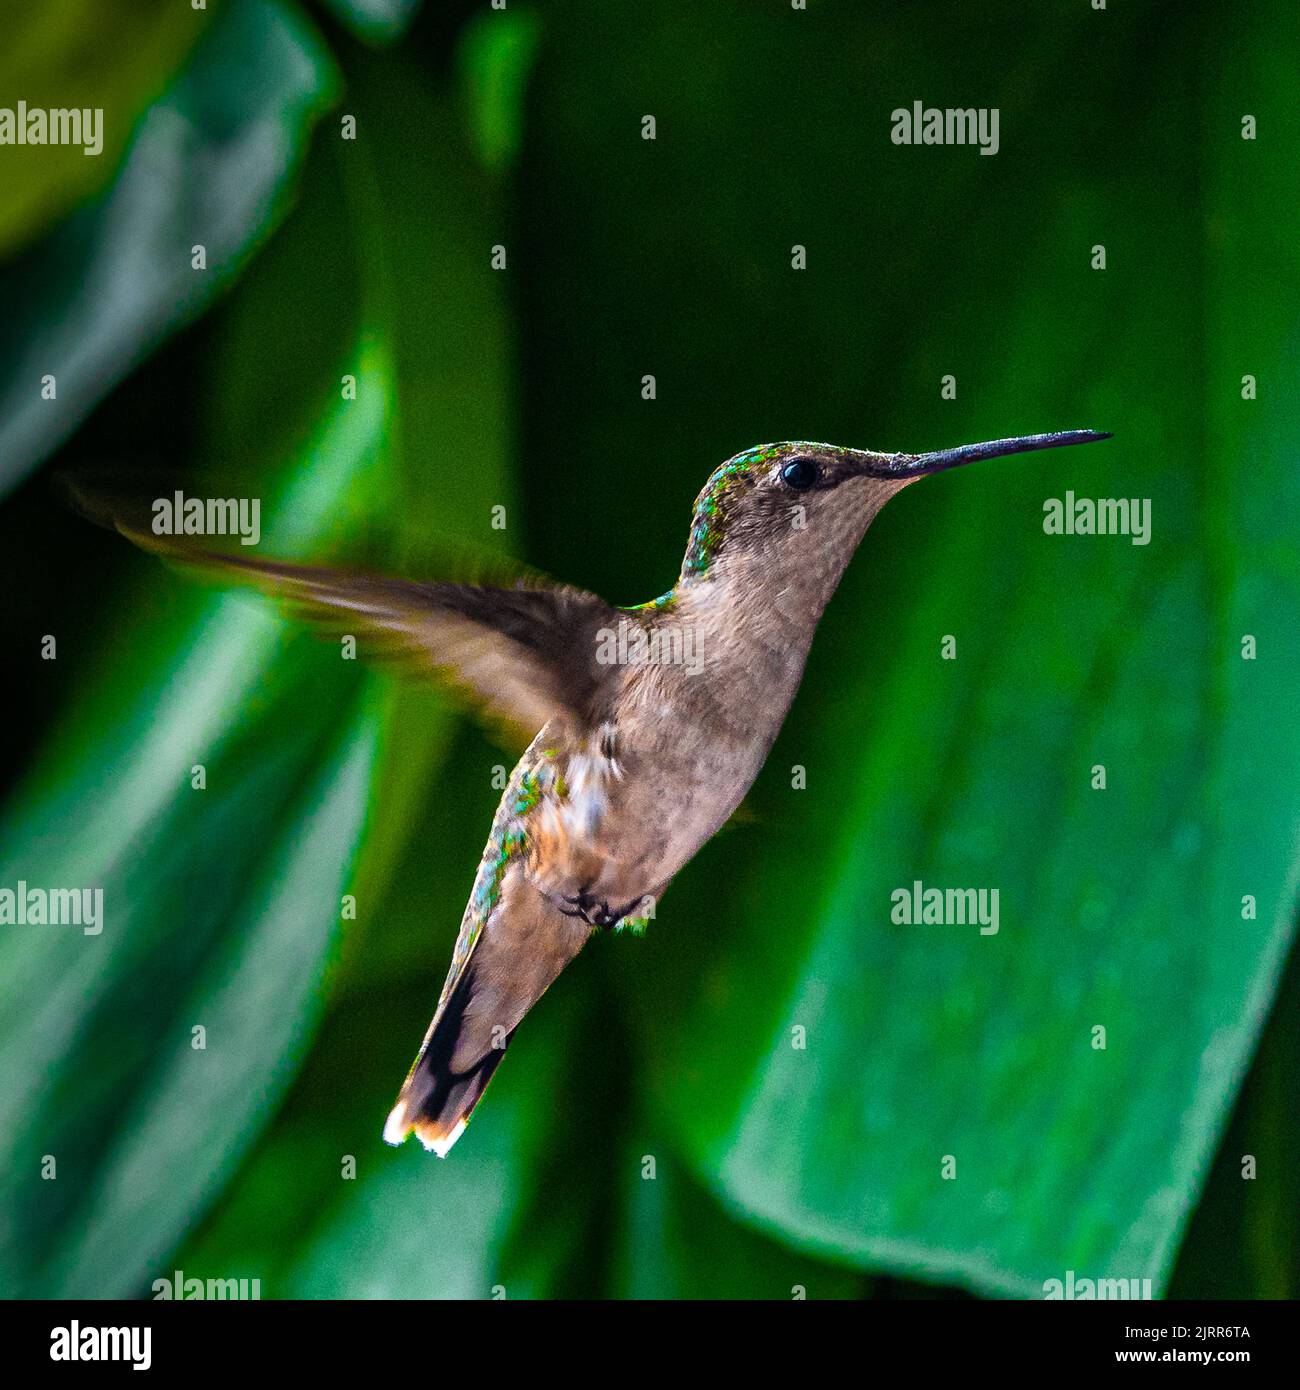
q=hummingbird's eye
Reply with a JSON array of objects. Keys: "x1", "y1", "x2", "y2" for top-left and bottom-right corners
[{"x1": 780, "y1": 457, "x2": 819, "y2": 491}]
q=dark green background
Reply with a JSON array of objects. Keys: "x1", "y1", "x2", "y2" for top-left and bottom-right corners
[{"x1": 0, "y1": 0, "x2": 1295, "y2": 1299}]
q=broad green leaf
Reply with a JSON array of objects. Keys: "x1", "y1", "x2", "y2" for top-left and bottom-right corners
[
  {"x1": 0, "y1": 0, "x2": 338, "y2": 496},
  {"x1": 0, "y1": 351, "x2": 393, "y2": 1295},
  {"x1": 1167, "y1": 9, "x2": 1300, "y2": 1301},
  {"x1": 47, "y1": 712, "x2": 380, "y2": 1298},
  {"x1": 518, "y1": 0, "x2": 1300, "y2": 1296},
  {"x1": 0, "y1": 0, "x2": 205, "y2": 259}
]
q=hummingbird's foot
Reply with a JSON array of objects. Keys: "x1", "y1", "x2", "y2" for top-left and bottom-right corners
[
  {"x1": 557, "y1": 888, "x2": 616, "y2": 928},
  {"x1": 556, "y1": 889, "x2": 645, "y2": 932},
  {"x1": 555, "y1": 890, "x2": 595, "y2": 922}
]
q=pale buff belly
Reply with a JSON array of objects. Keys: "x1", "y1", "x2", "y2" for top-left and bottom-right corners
[{"x1": 523, "y1": 715, "x2": 768, "y2": 923}]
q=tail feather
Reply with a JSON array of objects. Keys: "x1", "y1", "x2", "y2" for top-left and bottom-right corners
[
  {"x1": 384, "y1": 866, "x2": 592, "y2": 1155},
  {"x1": 383, "y1": 965, "x2": 513, "y2": 1155}
]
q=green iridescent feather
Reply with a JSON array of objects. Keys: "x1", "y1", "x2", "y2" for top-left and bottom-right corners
[
  {"x1": 681, "y1": 443, "x2": 786, "y2": 578},
  {"x1": 438, "y1": 758, "x2": 544, "y2": 1009}
]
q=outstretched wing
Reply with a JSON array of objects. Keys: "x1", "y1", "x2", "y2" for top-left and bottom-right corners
[
  {"x1": 181, "y1": 549, "x2": 623, "y2": 745},
  {"x1": 80, "y1": 487, "x2": 624, "y2": 747}
]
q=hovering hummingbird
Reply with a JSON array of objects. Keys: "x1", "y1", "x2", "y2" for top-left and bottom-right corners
[{"x1": 87, "y1": 429, "x2": 1108, "y2": 1155}]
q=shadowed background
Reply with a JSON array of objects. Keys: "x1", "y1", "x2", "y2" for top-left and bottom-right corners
[{"x1": 0, "y1": 0, "x2": 1296, "y2": 1299}]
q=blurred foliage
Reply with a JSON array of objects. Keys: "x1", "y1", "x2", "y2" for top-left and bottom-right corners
[
  {"x1": 319, "y1": 0, "x2": 422, "y2": 47},
  {"x1": 0, "y1": 0, "x2": 205, "y2": 260},
  {"x1": 0, "y1": 0, "x2": 338, "y2": 489},
  {"x1": 0, "y1": 0, "x2": 1295, "y2": 1299}
]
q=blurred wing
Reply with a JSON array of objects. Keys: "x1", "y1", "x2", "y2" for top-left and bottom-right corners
[{"x1": 100, "y1": 516, "x2": 623, "y2": 746}]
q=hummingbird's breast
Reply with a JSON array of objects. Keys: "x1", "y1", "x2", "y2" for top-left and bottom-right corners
[{"x1": 525, "y1": 591, "x2": 817, "y2": 917}]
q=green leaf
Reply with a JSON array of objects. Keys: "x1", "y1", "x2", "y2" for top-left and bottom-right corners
[
  {"x1": 518, "y1": 0, "x2": 1300, "y2": 1295},
  {"x1": 0, "y1": 351, "x2": 393, "y2": 1294},
  {"x1": 47, "y1": 713, "x2": 380, "y2": 1298},
  {"x1": 0, "y1": 0, "x2": 338, "y2": 497},
  {"x1": 0, "y1": 0, "x2": 205, "y2": 260}
]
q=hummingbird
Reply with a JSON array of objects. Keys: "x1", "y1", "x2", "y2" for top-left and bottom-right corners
[{"x1": 86, "y1": 429, "x2": 1108, "y2": 1156}]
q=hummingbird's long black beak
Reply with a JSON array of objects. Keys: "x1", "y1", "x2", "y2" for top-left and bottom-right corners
[{"x1": 865, "y1": 429, "x2": 1112, "y2": 479}]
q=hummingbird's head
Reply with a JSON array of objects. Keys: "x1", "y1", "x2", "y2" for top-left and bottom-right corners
[{"x1": 679, "y1": 432, "x2": 1110, "y2": 602}]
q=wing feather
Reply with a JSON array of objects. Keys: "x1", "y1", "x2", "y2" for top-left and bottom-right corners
[{"x1": 84, "y1": 496, "x2": 625, "y2": 747}]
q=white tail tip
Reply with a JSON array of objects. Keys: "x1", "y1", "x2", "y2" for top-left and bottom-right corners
[
  {"x1": 382, "y1": 1101, "x2": 466, "y2": 1158},
  {"x1": 383, "y1": 1101, "x2": 410, "y2": 1146},
  {"x1": 421, "y1": 1118, "x2": 467, "y2": 1158}
]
